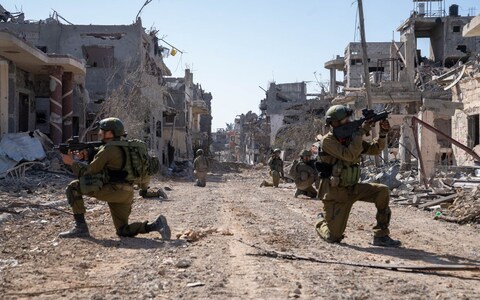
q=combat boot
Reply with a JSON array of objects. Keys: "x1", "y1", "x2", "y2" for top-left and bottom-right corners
[
  {"x1": 59, "y1": 214, "x2": 90, "y2": 238},
  {"x1": 140, "y1": 188, "x2": 166, "y2": 198},
  {"x1": 373, "y1": 235, "x2": 401, "y2": 247},
  {"x1": 147, "y1": 215, "x2": 171, "y2": 240},
  {"x1": 157, "y1": 188, "x2": 168, "y2": 199},
  {"x1": 294, "y1": 189, "x2": 301, "y2": 198}
]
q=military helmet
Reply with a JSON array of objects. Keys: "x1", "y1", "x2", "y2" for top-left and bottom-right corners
[
  {"x1": 196, "y1": 149, "x2": 204, "y2": 155},
  {"x1": 299, "y1": 149, "x2": 312, "y2": 157},
  {"x1": 98, "y1": 117, "x2": 125, "y2": 137},
  {"x1": 273, "y1": 148, "x2": 281, "y2": 154},
  {"x1": 325, "y1": 105, "x2": 353, "y2": 125}
]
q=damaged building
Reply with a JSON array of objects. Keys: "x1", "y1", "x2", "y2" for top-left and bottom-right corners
[
  {"x1": 326, "y1": 1, "x2": 480, "y2": 183},
  {"x1": 258, "y1": 81, "x2": 329, "y2": 159},
  {"x1": 0, "y1": 11, "x2": 214, "y2": 174},
  {"x1": 450, "y1": 13, "x2": 480, "y2": 166},
  {"x1": 231, "y1": 111, "x2": 269, "y2": 164},
  {"x1": 163, "y1": 69, "x2": 212, "y2": 165},
  {"x1": 0, "y1": 16, "x2": 173, "y2": 158},
  {"x1": 0, "y1": 31, "x2": 85, "y2": 142}
]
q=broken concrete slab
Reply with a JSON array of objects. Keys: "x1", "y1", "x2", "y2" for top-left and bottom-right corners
[{"x1": 0, "y1": 131, "x2": 48, "y2": 177}]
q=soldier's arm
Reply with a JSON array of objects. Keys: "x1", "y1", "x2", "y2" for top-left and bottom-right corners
[
  {"x1": 322, "y1": 131, "x2": 365, "y2": 163},
  {"x1": 362, "y1": 137, "x2": 387, "y2": 156},
  {"x1": 267, "y1": 157, "x2": 273, "y2": 168},
  {"x1": 82, "y1": 147, "x2": 111, "y2": 175}
]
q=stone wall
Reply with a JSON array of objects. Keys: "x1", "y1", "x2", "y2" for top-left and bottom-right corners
[{"x1": 452, "y1": 70, "x2": 480, "y2": 165}]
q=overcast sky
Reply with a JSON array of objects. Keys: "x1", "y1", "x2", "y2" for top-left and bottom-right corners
[{"x1": 2, "y1": 0, "x2": 478, "y2": 130}]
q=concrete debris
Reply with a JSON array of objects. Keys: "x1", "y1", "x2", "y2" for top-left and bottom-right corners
[
  {"x1": 0, "y1": 131, "x2": 49, "y2": 178},
  {"x1": 175, "y1": 227, "x2": 233, "y2": 242},
  {"x1": 372, "y1": 164, "x2": 402, "y2": 189},
  {"x1": 434, "y1": 185, "x2": 480, "y2": 224}
]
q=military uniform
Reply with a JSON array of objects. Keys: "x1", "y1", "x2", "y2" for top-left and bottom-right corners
[
  {"x1": 67, "y1": 144, "x2": 149, "y2": 237},
  {"x1": 194, "y1": 151, "x2": 209, "y2": 187},
  {"x1": 294, "y1": 159, "x2": 318, "y2": 198},
  {"x1": 60, "y1": 117, "x2": 170, "y2": 239},
  {"x1": 315, "y1": 129, "x2": 393, "y2": 243},
  {"x1": 266, "y1": 155, "x2": 284, "y2": 187}
]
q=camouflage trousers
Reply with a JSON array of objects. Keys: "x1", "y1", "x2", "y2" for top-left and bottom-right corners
[
  {"x1": 194, "y1": 170, "x2": 207, "y2": 187},
  {"x1": 315, "y1": 183, "x2": 392, "y2": 243},
  {"x1": 269, "y1": 170, "x2": 281, "y2": 187},
  {"x1": 66, "y1": 180, "x2": 148, "y2": 237}
]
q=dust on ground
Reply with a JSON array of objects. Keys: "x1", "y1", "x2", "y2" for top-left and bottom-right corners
[{"x1": 1, "y1": 163, "x2": 480, "y2": 299}]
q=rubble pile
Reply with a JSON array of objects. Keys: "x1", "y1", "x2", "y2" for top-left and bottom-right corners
[
  {"x1": 435, "y1": 185, "x2": 480, "y2": 224},
  {"x1": 209, "y1": 160, "x2": 251, "y2": 173}
]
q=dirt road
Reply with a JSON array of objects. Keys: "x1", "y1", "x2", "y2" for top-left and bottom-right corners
[{"x1": 1, "y1": 165, "x2": 480, "y2": 299}]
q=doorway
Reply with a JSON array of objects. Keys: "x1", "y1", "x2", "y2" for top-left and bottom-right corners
[{"x1": 18, "y1": 93, "x2": 29, "y2": 132}]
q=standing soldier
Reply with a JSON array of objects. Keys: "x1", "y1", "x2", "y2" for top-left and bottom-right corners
[
  {"x1": 315, "y1": 105, "x2": 401, "y2": 247},
  {"x1": 260, "y1": 148, "x2": 284, "y2": 188},
  {"x1": 59, "y1": 117, "x2": 171, "y2": 239},
  {"x1": 193, "y1": 149, "x2": 209, "y2": 187},
  {"x1": 292, "y1": 149, "x2": 318, "y2": 198}
]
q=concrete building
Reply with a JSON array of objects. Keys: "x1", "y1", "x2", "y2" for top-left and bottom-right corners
[
  {"x1": 325, "y1": 1, "x2": 480, "y2": 183},
  {"x1": 231, "y1": 111, "x2": 269, "y2": 164},
  {"x1": 163, "y1": 69, "x2": 212, "y2": 165},
  {"x1": 450, "y1": 13, "x2": 480, "y2": 165},
  {"x1": 0, "y1": 31, "x2": 85, "y2": 142},
  {"x1": 0, "y1": 16, "x2": 172, "y2": 161},
  {"x1": 260, "y1": 81, "x2": 307, "y2": 145}
]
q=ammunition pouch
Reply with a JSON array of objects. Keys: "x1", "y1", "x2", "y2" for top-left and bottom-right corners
[
  {"x1": 79, "y1": 173, "x2": 106, "y2": 195},
  {"x1": 339, "y1": 164, "x2": 360, "y2": 187},
  {"x1": 107, "y1": 169, "x2": 129, "y2": 183},
  {"x1": 315, "y1": 161, "x2": 333, "y2": 178}
]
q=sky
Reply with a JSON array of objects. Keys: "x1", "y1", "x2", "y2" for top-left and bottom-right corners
[{"x1": 2, "y1": 0, "x2": 479, "y2": 130}]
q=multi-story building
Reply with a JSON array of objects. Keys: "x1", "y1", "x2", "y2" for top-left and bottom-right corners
[
  {"x1": 0, "y1": 16, "x2": 171, "y2": 161},
  {"x1": 163, "y1": 69, "x2": 212, "y2": 165},
  {"x1": 325, "y1": 1, "x2": 480, "y2": 181}
]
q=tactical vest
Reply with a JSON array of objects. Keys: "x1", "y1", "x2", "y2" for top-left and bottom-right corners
[
  {"x1": 288, "y1": 160, "x2": 300, "y2": 177},
  {"x1": 339, "y1": 162, "x2": 360, "y2": 187},
  {"x1": 106, "y1": 140, "x2": 160, "y2": 185}
]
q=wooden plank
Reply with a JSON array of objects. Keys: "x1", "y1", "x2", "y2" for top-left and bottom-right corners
[{"x1": 418, "y1": 194, "x2": 457, "y2": 209}]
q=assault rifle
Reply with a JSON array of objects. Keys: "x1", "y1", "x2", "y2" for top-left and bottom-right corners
[
  {"x1": 54, "y1": 136, "x2": 103, "y2": 155},
  {"x1": 332, "y1": 108, "x2": 391, "y2": 139}
]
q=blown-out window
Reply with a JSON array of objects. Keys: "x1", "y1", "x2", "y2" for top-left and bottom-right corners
[{"x1": 83, "y1": 45, "x2": 114, "y2": 68}]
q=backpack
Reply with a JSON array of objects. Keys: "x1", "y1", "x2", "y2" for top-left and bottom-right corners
[
  {"x1": 288, "y1": 159, "x2": 300, "y2": 178},
  {"x1": 107, "y1": 139, "x2": 160, "y2": 186}
]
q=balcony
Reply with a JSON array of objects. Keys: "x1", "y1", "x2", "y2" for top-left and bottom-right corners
[{"x1": 192, "y1": 100, "x2": 209, "y2": 114}]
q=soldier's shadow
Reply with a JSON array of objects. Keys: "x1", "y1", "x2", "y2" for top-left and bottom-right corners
[
  {"x1": 343, "y1": 243, "x2": 480, "y2": 266},
  {"x1": 83, "y1": 236, "x2": 187, "y2": 249}
]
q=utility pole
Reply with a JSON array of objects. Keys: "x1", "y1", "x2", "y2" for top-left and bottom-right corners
[
  {"x1": 358, "y1": 0, "x2": 380, "y2": 165},
  {"x1": 357, "y1": 0, "x2": 373, "y2": 110}
]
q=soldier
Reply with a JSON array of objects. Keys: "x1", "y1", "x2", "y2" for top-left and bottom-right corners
[
  {"x1": 193, "y1": 149, "x2": 209, "y2": 187},
  {"x1": 59, "y1": 117, "x2": 171, "y2": 239},
  {"x1": 292, "y1": 150, "x2": 318, "y2": 198},
  {"x1": 315, "y1": 105, "x2": 401, "y2": 247},
  {"x1": 260, "y1": 148, "x2": 284, "y2": 188},
  {"x1": 139, "y1": 187, "x2": 169, "y2": 199}
]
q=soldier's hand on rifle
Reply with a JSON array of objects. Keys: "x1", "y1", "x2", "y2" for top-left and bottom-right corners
[
  {"x1": 74, "y1": 149, "x2": 89, "y2": 161},
  {"x1": 61, "y1": 151, "x2": 74, "y2": 166},
  {"x1": 360, "y1": 120, "x2": 373, "y2": 134},
  {"x1": 379, "y1": 119, "x2": 391, "y2": 135}
]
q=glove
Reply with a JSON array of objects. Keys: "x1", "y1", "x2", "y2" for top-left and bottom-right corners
[{"x1": 379, "y1": 120, "x2": 390, "y2": 136}]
